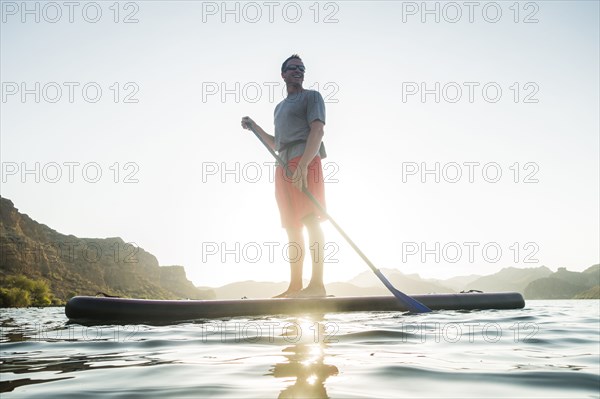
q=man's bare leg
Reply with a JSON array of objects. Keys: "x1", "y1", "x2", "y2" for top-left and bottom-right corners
[
  {"x1": 273, "y1": 226, "x2": 305, "y2": 298},
  {"x1": 297, "y1": 214, "x2": 326, "y2": 297}
]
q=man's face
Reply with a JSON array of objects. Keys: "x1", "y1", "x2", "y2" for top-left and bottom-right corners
[{"x1": 282, "y1": 59, "x2": 305, "y2": 86}]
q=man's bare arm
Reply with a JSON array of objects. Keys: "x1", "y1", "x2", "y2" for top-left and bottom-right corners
[
  {"x1": 241, "y1": 116, "x2": 275, "y2": 150},
  {"x1": 291, "y1": 120, "x2": 325, "y2": 190},
  {"x1": 298, "y1": 120, "x2": 325, "y2": 169}
]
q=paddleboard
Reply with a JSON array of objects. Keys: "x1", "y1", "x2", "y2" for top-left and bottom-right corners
[{"x1": 65, "y1": 292, "x2": 525, "y2": 323}]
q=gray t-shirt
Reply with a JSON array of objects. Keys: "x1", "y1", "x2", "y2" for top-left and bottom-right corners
[{"x1": 274, "y1": 89, "x2": 326, "y2": 164}]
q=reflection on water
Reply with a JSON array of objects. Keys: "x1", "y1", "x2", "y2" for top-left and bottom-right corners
[
  {"x1": 0, "y1": 349, "x2": 176, "y2": 394},
  {"x1": 269, "y1": 318, "x2": 339, "y2": 398},
  {"x1": 1, "y1": 302, "x2": 599, "y2": 398},
  {"x1": 1, "y1": 376, "x2": 72, "y2": 394}
]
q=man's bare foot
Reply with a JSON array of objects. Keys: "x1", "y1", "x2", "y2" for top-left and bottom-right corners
[
  {"x1": 273, "y1": 288, "x2": 301, "y2": 298},
  {"x1": 292, "y1": 284, "x2": 327, "y2": 298}
]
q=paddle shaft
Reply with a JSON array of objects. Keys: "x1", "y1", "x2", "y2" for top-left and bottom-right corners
[{"x1": 247, "y1": 123, "x2": 432, "y2": 313}]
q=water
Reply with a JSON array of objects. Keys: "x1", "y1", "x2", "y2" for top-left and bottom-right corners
[{"x1": 1, "y1": 300, "x2": 598, "y2": 398}]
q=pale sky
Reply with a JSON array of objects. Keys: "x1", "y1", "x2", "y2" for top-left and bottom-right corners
[{"x1": 1, "y1": 1, "x2": 598, "y2": 287}]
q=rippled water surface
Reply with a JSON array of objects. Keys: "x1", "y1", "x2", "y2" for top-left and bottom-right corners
[{"x1": 1, "y1": 300, "x2": 599, "y2": 398}]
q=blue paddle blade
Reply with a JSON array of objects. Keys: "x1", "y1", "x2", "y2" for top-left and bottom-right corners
[{"x1": 374, "y1": 269, "x2": 432, "y2": 313}]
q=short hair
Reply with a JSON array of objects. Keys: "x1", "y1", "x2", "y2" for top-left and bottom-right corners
[{"x1": 281, "y1": 54, "x2": 302, "y2": 72}]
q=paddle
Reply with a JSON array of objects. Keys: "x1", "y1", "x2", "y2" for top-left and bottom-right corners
[{"x1": 246, "y1": 123, "x2": 432, "y2": 313}]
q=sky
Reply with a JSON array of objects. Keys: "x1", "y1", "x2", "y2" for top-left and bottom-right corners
[{"x1": 1, "y1": 1, "x2": 599, "y2": 287}]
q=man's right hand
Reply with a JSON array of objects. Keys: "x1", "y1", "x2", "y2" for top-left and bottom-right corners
[
  {"x1": 241, "y1": 116, "x2": 255, "y2": 130},
  {"x1": 241, "y1": 116, "x2": 276, "y2": 150}
]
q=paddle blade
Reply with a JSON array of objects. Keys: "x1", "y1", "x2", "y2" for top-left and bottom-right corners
[{"x1": 373, "y1": 269, "x2": 432, "y2": 313}]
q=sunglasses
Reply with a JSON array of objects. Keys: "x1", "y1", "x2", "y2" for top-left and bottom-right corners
[{"x1": 285, "y1": 65, "x2": 306, "y2": 72}]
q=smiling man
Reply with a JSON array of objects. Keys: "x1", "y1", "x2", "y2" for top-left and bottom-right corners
[{"x1": 241, "y1": 54, "x2": 328, "y2": 298}]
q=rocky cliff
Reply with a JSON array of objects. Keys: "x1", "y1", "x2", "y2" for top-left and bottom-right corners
[
  {"x1": 0, "y1": 197, "x2": 215, "y2": 302},
  {"x1": 524, "y1": 265, "x2": 599, "y2": 299}
]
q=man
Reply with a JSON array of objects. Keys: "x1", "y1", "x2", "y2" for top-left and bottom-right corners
[{"x1": 241, "y1": 54, "x2": 327, "y2": 298}]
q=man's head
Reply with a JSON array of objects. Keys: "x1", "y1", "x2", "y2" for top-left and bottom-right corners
[
  {"x1": 281, "y1": 54, "x2": 305, "y2": 88},
  {"x1": 281, "y1": 54, "x2": 303, "y2": 73}
]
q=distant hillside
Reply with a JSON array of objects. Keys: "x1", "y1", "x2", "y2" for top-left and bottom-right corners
[
  {"x1": 340, "y1": 265, "x2": 597, "y2": 300},
  {"x1": 326, "y1": 282, "x2": 394, "y2": 297},
  {"x1": 524, "y1": 265, "x2": 600, "y2": 299},
  {"x1": 348, "y1": 268, "x2": 453, "y2": 294},
  {"x1": 0, "y1": 197, "x2": 215, "y2": 303},
  {"x1": 465, "y1": 266, "x2": 553, "y2": 293},
  {"x1": 573, "y1": 286, "x2": 600, "y2": 299},
  {"x1": 208, "y1": 264, "x2": 600, "y2": 300},
  {"x1": 426, "y1": 275, "x2": 482, "y2": 292}
]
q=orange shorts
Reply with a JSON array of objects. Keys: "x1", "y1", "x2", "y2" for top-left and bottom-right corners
[{"x1": 275, "y1": 156, "x2": 327, "y2": 229}]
